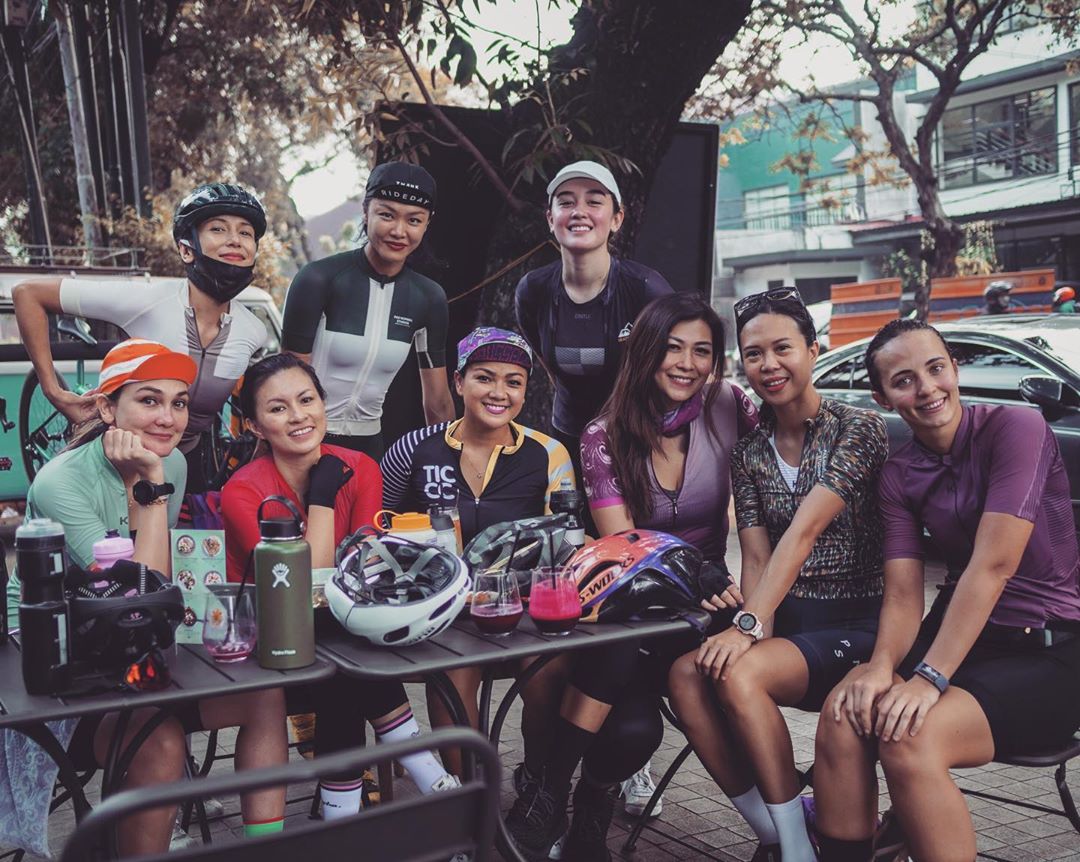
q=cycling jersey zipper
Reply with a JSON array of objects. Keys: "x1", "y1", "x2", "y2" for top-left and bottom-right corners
[{"x1": 348, "y1": 280, "x2": 392, "y2": 423}]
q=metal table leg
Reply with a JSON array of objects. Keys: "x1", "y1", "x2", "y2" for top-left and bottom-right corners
[{"x1": 485, "y1": 654, "x2": 559, "y2": 862}]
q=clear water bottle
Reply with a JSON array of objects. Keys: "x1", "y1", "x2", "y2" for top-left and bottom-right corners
[
  {"x1": 253, "y1": 496, "x2": 314, "y2": 669},
  {"x1": 550, "y1": 479, "x2": 585, "y2": 549},
  {"x1": 16, "y1": 518, "x2": 71, "y2": 694},
  {"x1": 428, "y1": 506, "x2": 459, "y2": 555}
]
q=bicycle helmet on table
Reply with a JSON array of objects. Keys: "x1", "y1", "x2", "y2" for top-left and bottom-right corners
[
  {"x1": 66, "y1": 559, "x2": 184, "y2": 690},
  {"x1": 569, "y1": 530, "x2": 708, "y2": 624},
  {"x1": 463, "y1": 513, "x2": 577, "y2": 596},
  {"x1": 327, "y1": 528, "x2": 470, "y2": 646}
]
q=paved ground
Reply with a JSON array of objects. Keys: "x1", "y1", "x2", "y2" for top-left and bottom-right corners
[{"x1": 7, "y1": 535, "x2": 1080, "y2": 860}]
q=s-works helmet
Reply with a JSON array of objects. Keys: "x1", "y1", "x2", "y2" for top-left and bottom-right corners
[{"x1": 569, "y1": 530, "x2": 706, "y2": 624}]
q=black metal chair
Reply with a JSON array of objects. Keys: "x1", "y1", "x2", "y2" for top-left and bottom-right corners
[{"x1": 59, "y1": 727, "x2": 501, "y2": 862}]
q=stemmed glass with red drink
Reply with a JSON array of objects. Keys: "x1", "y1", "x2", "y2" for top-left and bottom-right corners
[
  {"x1": 529, "y1": 567, "x2": 581, "y2": 635},
  {"x1": 470, "y1": 569, "x2": 524, "y2": 636}
]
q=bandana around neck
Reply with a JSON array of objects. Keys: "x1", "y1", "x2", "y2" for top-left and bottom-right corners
[{"x1": 660, "y1": 389, "x2": 703, "y2": 436}]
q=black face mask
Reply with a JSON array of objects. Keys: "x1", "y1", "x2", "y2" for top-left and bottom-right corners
[{"x1": 181, "y1": 234, "x2": 256, "y2": 303}]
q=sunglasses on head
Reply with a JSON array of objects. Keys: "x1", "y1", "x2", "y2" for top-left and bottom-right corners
[{"x1": 734, "y1": 287, "x2": 805, "y2": 322}]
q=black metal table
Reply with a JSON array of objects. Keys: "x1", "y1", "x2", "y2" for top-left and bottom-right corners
[
  {"x1": 317, "y1": 611, "x2": 708, "y2": 862},
  {"x1": 0, "y1": 635, "x2": 334, "y2": 834}
]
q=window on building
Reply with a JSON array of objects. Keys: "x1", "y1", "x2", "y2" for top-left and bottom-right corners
[
  {"x1": 1071, "y1": 82, "x2": 1080, "y2": 168},
  {"x1": 941, "y1": 87, "x2": 1057, "y2": 188},
  {"x1": 743, "y1": 185, "x2": 791, "y2": 230},
  {"x1": 801, "y1": 173, "x2": 861, "y2": 227}
]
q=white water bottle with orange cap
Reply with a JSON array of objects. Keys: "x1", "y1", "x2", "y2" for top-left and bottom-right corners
[{"x1": 373, "y1": 510, "x2": 438, "y2": 545}]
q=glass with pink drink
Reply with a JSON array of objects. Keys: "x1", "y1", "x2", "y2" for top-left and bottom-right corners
[{"x1": 528, "y1": 567, "x2": 581, "y2": 636}]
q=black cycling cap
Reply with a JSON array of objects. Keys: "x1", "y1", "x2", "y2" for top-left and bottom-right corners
[{"x1": 365, "y1": 162, "x2": 437, "y2": 212}]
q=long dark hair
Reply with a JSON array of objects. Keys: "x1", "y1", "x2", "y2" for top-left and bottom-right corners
[
  {"x1": 600, "y1": 292, "x2": 726, "y2": 524},
  {"x1": 240, "y1": 353, "x2": 327, "y2": 422},
  {"x1": 63, "y1": 391, "x2": 121, "y2": 452}
]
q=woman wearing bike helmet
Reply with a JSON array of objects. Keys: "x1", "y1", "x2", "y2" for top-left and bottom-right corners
[
  {"x1": 666, "y1": 288, "x2": 887, "y2": 862},
  {"x1": 514, "y1": 160, "x2": 673, "y2": 488},
  {"x1": 380, "y1": 326, "x2": 576, "y2": 777},
  {"x1": 221, "y1": 353, "x2": 459, "y2": 818},
  {"x1": 3, "y1": 339, "x2": 287, "y2": 857},
  {"x1": 282, "y1": 162, "x2": 454, "y2": 461},
  {"x1": 13, "y1": 182, "x2": 272, "y2": 492},
  {"x1": 813, "y1": 319, "x2": 1080, "y2": 862},
  {"x1": 505, "y1": 292, "x2": 757, "y2": 862}
]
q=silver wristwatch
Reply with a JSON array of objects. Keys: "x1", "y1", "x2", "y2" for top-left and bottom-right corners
[{"x1": 732, "y1": 610, "x2": 764, "y2": 642}]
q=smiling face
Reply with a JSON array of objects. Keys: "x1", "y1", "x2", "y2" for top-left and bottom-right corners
[
  {"x1": 739, "y1": 312, "x2": 818, "y2": 407},
  {"x1": 871, "y1": 329, "x2": 961, "y2": 441},
  {"x1": 652, "y1": 318, "x2": 714, "y2": 410},
  {"x1": 364, "y1": 198, "x2": 431, "y2": 276},
  {"x1": 455, "y1": 362, "x2": 527, "y2": 433},
  {"x1": 546, "y1": 178, "x2": 623, "y2": 254},
  {"x1": 99, "y1": 379, "x2": 190, "y2": 458},
  {"x1": 247, "y1": 366, "x2": 328, "y2": 458},
  {"x1": 178, "y1": 214, "x2": 257, "y2": 267}
]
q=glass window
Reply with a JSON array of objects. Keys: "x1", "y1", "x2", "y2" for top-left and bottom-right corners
[
  {"x1": 743, "y1": 185, "x2": 791, "y2": 230},
  {"x1": 816, "y1": 359, "x2": 855, "y2": 390},
  {"x1": 940, "y1": 87, "x2": 1057, "y2": 188},
  {"x1": 948, "y1": 340, "x2": 1040, "y2": 401}
]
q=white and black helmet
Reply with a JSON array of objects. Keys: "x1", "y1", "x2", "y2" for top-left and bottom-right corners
[{"x1": 326, "y1": 528, "x2": 470, "y2": 646}]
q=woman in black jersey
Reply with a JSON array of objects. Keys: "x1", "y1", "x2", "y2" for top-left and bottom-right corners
[
  {"x1": 282, "y1": 162, "x2": 455, "y2": 461},
  {"x1": 514, "y1": 160, "x2": 673, "y2": 479}
]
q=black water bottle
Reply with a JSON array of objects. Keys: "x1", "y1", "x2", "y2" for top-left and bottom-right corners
[
  {"x1": 550, "y1": 479, "x2": 586, "y2": 550},
  {"x1": 17, "y1": 518, "x2": 71, "y2": 694}
]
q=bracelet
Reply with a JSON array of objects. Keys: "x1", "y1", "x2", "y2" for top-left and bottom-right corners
[
  {"x1": 129, "y1": 494, "x2": 169, "y2": 507},
  {"x1": 913, "y1": 660, "x2": 949, "y2": 694}
]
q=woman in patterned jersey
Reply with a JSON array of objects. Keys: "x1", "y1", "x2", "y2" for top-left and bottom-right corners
[{"x1": 667, "y1": 287, "x2": 888, "y2": 862}]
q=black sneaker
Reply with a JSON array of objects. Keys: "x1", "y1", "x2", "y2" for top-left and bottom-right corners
[
  {"x1": 514, "y1": 761, "x2": 540, "y2": 796},
  {"x1": 505, "y1": 779, "x2": 569, "y2": 862},
  {"x1": 750, "y1": 843, "x2": 782, "y2": 862},
  {"x1": 562, "y1": 779, "x2": 617, "y2": 862}
]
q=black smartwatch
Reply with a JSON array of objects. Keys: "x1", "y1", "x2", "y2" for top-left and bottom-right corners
[
  {"x1": 132, "y1": 480, "x2": 175, "y2": 507},
  {"x1": 913, "y1": 660, "x2": 949, "y2": 694}
]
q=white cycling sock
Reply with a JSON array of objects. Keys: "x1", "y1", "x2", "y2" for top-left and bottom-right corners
[
  {"x1": 730, "y1": 786, "x2": 779, "y2": 844},
  {"x1": 766, "y1": 795, "x2": 816, "y2": 862},
  {"x1": 375, "y1": 711, "x2": 449, "y2": 795},
  {"x1": 320, "y1": 778, "x2": 364, "y2": 820}
]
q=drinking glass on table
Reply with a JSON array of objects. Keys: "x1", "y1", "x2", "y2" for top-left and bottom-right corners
[
  {"x1": 528, "y1": 567, "x2": 581, "y2": 636},
  {"x1": 470, "y1": 569, "x2": 524, "y2": 637},
  {"x1": 203, "y1": 585, "x2": 256, "y2": 662}
]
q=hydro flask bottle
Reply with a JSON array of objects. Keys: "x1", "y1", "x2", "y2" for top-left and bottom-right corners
[
  {"x1": 550, "y1": 479, "x2": 586, "y2": 549},
  {"x1": 253, "y1": 496, "x2": 314, "y2": 669},
  {"x1": 17, "y1": 518, "x2": 71, "y2": 694}
]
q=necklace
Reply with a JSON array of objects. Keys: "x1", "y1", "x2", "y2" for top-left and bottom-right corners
[{"x1": 460, "y1": 448, "x2": 490, "y2": 481}]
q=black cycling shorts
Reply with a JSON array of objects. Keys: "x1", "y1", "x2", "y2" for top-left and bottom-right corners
[
  {"x1": 899, "y1": 595, "x2": 1080, "y2": 757},
  {"x1": 774, "y1": 594, "x2": 881, "y2": 712}
]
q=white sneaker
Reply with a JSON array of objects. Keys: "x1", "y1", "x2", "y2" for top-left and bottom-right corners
[
  {"x1": 169, "y1": 824, "x2": 198, "y2": 849},
  {"x1": 201, "y1": 796, "x2": 226, "y2": 818},
  {"x1": 619, "y1": 762, "x2": 662, "y2": 817},
  {"x1": 548, "y1": 828, "x2": 567, "y2": 859},
  {"x1": 431, "y1": 773, "x2": 462, "y2": 793}
]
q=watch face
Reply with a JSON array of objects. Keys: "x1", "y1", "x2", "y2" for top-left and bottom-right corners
[{"x1": 738, "y1": 614, "x2": 755, "y2": 632}]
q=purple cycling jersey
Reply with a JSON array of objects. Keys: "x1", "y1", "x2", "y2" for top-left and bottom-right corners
[
  {"x1": 579, "y1": 381, "x2": 758, "y2": 560},
  {"x1": 880, "y1": 403, "x2": 1080, "y2": 628}
]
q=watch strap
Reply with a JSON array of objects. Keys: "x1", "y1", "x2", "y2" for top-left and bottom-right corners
[{"x1": 913, "y1": 661, "x2": 949, "y2": 693}]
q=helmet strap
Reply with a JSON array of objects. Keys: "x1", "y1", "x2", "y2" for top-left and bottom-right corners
[{"x1": 181, "y1": 230, "x2": 256, "y2": 303}]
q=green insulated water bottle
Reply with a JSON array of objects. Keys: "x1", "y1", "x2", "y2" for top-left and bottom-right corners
[{"x1": 253, "y1": 496, "x2": 314, "y2": 669}]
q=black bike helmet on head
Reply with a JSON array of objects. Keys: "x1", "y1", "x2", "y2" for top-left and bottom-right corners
[{"x1": 172, "y1": 182, "x2": 267, "y2": 246}]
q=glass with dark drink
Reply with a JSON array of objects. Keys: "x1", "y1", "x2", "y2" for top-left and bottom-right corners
[
  {"x1": 470, "y1": 570, "x2": 524, "y2": 637},
  {"x1": 529, "y1": 567, "x2": 581, "y2": 636}
]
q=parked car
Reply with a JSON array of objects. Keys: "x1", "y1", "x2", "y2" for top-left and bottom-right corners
[
  {"x1": 0, "y1": 271, "x2": 283, "y2": 502},
  {"x1": 812, "y1": 313, "x2": 1080, "y2": 533}
]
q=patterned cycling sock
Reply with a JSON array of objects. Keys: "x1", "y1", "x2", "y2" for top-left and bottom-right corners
[
  {"x1": 320, "y1": 777, "x2": 365, "y2": 820},
  {"x1": 373, "y1": 709, "x2": 448, "y2": 795}
]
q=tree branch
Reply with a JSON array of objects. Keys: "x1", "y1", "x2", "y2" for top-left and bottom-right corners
[{"x1": 388, "y1": 29, "x2": 524, "y2": 212}]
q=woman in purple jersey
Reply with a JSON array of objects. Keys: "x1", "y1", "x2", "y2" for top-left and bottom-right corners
[
  {"x1": 814, "y1": 318, "x2": 1080, "y2": 862},
  {"x1": 505, "y1": 293, "x2": 757, "y2": 862}
]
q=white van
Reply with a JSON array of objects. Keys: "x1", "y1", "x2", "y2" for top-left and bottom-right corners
[{"x1": 0, "y1": 269, "x2": 283, "y2": 501}]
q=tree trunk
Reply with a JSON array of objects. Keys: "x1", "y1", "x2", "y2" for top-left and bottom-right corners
[{"x1": 477, "y1": 0, "x2": 753, "y2": 427}]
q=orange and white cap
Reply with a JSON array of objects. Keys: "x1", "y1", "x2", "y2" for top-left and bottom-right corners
[{"x1": 96, "y1": 339, "x2": 197, "y2": 396}]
